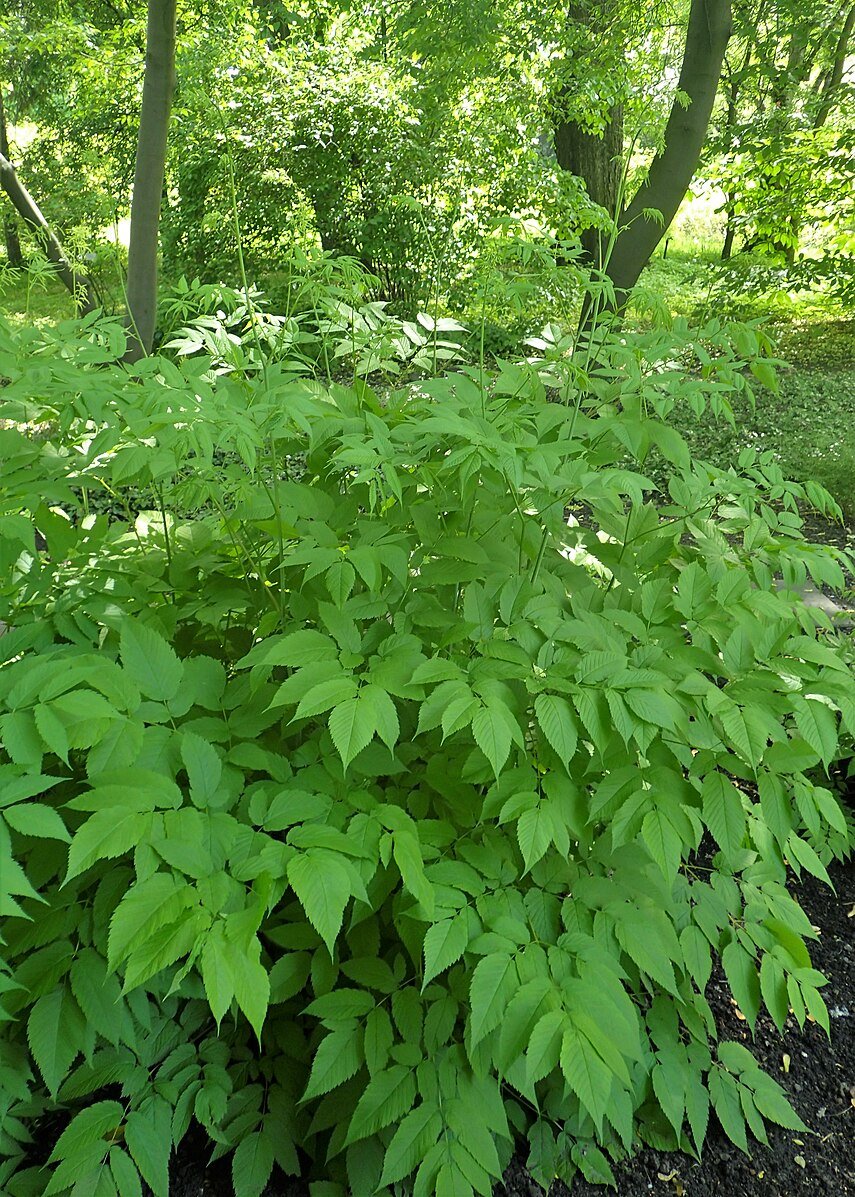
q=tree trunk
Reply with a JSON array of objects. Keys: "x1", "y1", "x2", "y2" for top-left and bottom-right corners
[
  {"x1": 606, "y1": 0, "x2": 732, "y2": 308},
  {"x1": 0, "y1": 89, "x2": 23, "y2": 268},
  {"x1": 555, "y1": 106, "x2": 624, "y2": 267},
  {"x1": 0, "y1": 152, "x2": 95, "y2": 311},
  {"x1": 124, "y1": 0, "x2": 177, "y2": 362},
  {"x1": 553, "y1": 0, "x2": 624, "y2": 269}
]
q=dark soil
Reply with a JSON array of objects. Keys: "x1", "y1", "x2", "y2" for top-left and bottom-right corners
[{"x1": 160, "y1": 856, "x2": 855, "y2": 1197}]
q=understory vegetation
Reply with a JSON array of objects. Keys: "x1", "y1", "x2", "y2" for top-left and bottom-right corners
[
  {"x1": 1, "y1": 291, "x2": 853, "y2": 1196},
  {"x1": 1, "y1": 0, "x2": 854, "y2": 1194}
]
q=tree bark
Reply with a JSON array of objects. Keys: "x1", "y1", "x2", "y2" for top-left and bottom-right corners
[
  {"x1": 606, "y1": 0, "x2": 732, "y2": 307},
  {"x1": 553, "y1": 0, "x2": 624, "y2": 269},
  {"x1": 0, "y1": 89, "x2": 23, "y2": 268},
  {"x1": 555, "y1": 106, "x2": 624, "y2": 267},
  {"x1": 124, "y1": 0, "x2": 177, "y2": 361},
  {"x1": 0, "y1": 152, "x2": 95, "y2": 311}
]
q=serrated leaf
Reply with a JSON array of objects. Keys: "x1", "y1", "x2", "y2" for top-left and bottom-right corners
[
  {"x1": 346, "y1": 1064, "x2": 417, "y2": 1144},
  {"x1": 525, "y1": 1009, "x2": 565, "y2": 1086},
  {"x1": 786, "y1": 832, "x2": 832, "y2": 885},
  {"x1": 302, "y1": 1027, "x2": 363, "y2": 1101},
  {"x1": 66, "y1": 808, "x2": 153, "y2": 882},
  {"x1": 793, "y1": 698, "x2": 837, "y2": 766},
  {"x1": 232, "y1": 1131, "x2": 275, "y2": 1197},
  {"x1": 380, "y1": 1103, "x2": 442, "y2": 1187},
  {"x1": 124, "y1": 1101, "x2": 171, "y2": 1197},
  {"x1": 48, "y1": 1100, "x2": 124, "y2": 1165},
  {"x1": 294, "y1": 676, "x2": 357, "y2": 719},
  {"x1": 469, "y1": 953, "x2": 517, "y2": 1046},
  {"x1": 108, "y1": 874, "x2": 196, "y2": 970},
  {"x1": 70, "y1": 949, "x2": 130, "y2": 1048},
  {"x1": 708, "y1": 1069, "x2": 748, "y2": 1153},
  {"x1": 120, "y1": 621, "x2": 182, "y2": 702},
  {"x1": 722, "y1": 941, "x2": 760, "y2": 1030},
  {"x1": 641, "y1": 808, "x2": 682, "y2": 881},
  {"x1": 561, "y1": 1026, "x2": 613, "y2": 1132},
  {"x1": 4, "y1": 801, "x2": 70, "y2": 841},
  {"x1": 27, "y1": 987, "x2": 81, "y2": 1095},
  {"x1": 110, "y1": 1148, "x2": 142, "y2": 1197},
  {"x1": 701, "y1": 772, "x2": 746, "y2": 859},
  {"x1": 423, "y1": 912, "x2": 469, "y2": 988},
  {"x1": 328, "y1": 696, "x2": 376, "y2": 768},
  {"x1": 471, "y1": 703, "x2": 512, "y2": 776},
  {"x1": 534, "y1": 693, "x2": 578, "y2": 767},
  {"x1": 201, "y1": 926, "x2": 235, "y2": 1026},
  {"x1": 288, "y1": 851, "x2": 351, "y2": 955},
  {"x1": 516, "y1": 804, "x2": 552, "y2": 873},
  {"x1": 180, "y1": 732, "x2": 222, "y2": 806}
]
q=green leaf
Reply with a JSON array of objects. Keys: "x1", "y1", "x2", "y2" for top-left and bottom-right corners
[
  {"x1": 346, "y1": 1064, "x2": 417, "y2": 1144},
  {"x1": 469, "y1": 954, "x2": 517, "y2": 1047},
  {"x1": 722, "y1": 941, "x2": 760, "y2": 1030},
  {"x1": 232, "y1": 1132, "x2": 275, "y2": 1197},
  {"x1": 288, "y1": 851, "x2": 351, "y2": 955},
  {"x1": 48, "y1": 1101, "x2": 124, "y2": 1165},
  {"x1": 4, "y1": 801, "x2": 70, "y2": 840},
  {"x1": 124, "y1": 1101, "x2": 171, "y2": 1197},
  {"x1": 702, "y1": 773, "x2": 746, "y2": 860},
  {"x1": 294, "y1": 676, "x2": 357, "y2": 719},
  {"x1": 302, "y1": 1027, "x2": 363, "y2": 1101},
  {"x1": 110, "y1": 1148, "x2": 142, "y2": 1197},
  {"x1": 70, "y1": 949, "x2": 130, "y2": 1048},
  {"x1": 393, "y1": 831, "x2": 435, "y2": 916},
  {"x1": 380, "y1": 1103, "x2": 442, "y2": 1187},
  {"x1": 423, "y1": 912, "x2": 469, "y2": 988},
  {"x1": 108, "y1": 874, "x2": 196, "y2": 970},
  {"x1": 329, "y1": 696, "x2": 376, "y2": 768},
  {"x1": 534, "y1": 694, "x2": 578, "y2": 767},
  {"x1": 66, "y1": 807, "x2": 152, "y2": 882},
  {"x1": 120, "y1": 620, "x2": 182, "y2": 702},
  {"x1": 560, "y1": 1026, "x2": 613, "y2": 1132},
  {"x1": 786, "y1": 832, "x2": 832, "y2": 886},
  {"x1": 201, "y1": 926, "x2": 236, "y2": 1026},
  {"x1": 752, "y1": 1080, "x2": 808, "y2": 1131},
  {"x1": 108, "y1": 1149, "x2": 142, "y2": 1197},
  {"x1": 708, "y1": 1069, "x2": 748, "y2": 1153},
  {"x1": 27, "y1": 987, "x2": 81, "y2": 1095},
  {"x1": 525, "y1": 1009, "x2": 565, "y2": 1086},
  {"x1": 718, "y1": 702, "x2": 767, "y2": 767},
  {"x1": 641, "y1": 808, "x2": 682, "y2": 882},
  {"x1": 180, "y1": 732, "x2": 222, "y2": 805},
  {"x1": 471, "y1": 703, "x2": 512, "y2": 776},
  {"x1": 793, "y1": 698, "x2": 837, "y2": 766},
  {"x1": 516, "y1": 804, "x2": 552, "y2": 873},
  {"x1": 231, "y1": 942, "x2": 270, "y2": 1040},
  {"x1": 34, "y1": 703, "x2": 70, "y2": 763}
]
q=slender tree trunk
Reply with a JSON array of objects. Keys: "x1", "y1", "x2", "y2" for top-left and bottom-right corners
[
  {"x1": 0, "y1": 152, "x2": 95, "y2": 311},
  {"x1": 124, "y1": 0, "x2": 177, "y2": 362},
  {"x1": 606, "y1": 0, "x2": 732, "y2": 308},
  {"x1": 0, "y1": 89, "x2": 23, "y2": 267},
  {"x1": 813, "y1": 2, "x2": 855, "y2": 129}
]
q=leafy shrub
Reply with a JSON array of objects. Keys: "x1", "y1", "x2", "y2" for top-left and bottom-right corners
[
  {"x1": 159, "y1": 268, "x2": 467, "y2": 383},
  {"x1": 0, "y1": 309, "x2": 853, "y2": 1197}
]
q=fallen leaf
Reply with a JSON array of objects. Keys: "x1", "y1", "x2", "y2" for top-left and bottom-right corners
[
  {"x1": 847, "y1": 904, "x2": 854, "y2": 918},
  {"x1": 782, "y1": 1054, "x2": 791, "y2": 1074},
  {"x1": 794, "y1": 1155, "x2": 806, "y2": 1168},
  {"x1": 657, "y1": 1172, "x2": 677, "y2": 1183}
]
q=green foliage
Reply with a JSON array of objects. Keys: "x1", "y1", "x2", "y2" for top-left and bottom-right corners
[{"x1": 0, "y1": 304, "x2": 853, "y2": 1196}]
